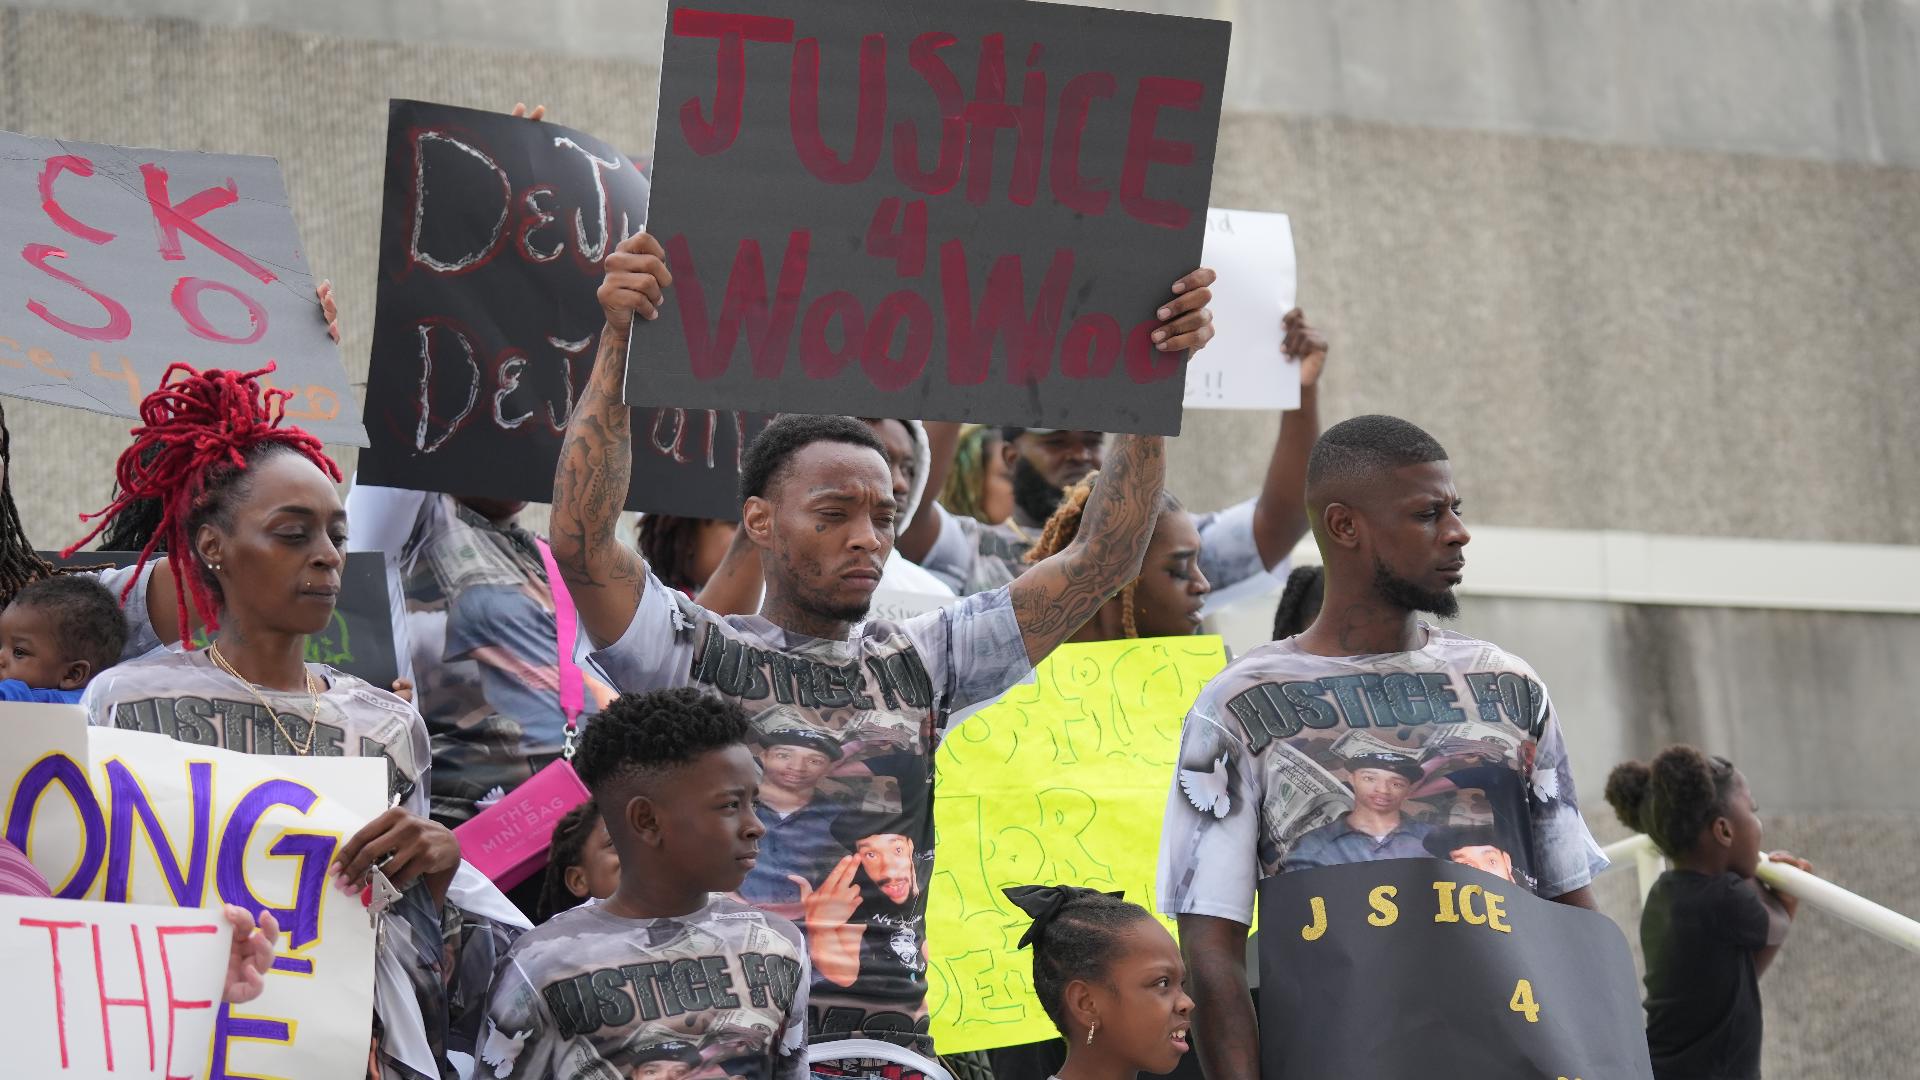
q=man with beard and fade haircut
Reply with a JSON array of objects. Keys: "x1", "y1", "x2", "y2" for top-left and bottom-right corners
[
  {"x1": 1156, "y1": 415, "x2": 1608, "y2": 1080},
  {"x1": 551, "y1": 230, "x2": 1217, "y2": 1058},
  {"x1": 906, "y1": 309, "x2": 1330, "y2": 610}
]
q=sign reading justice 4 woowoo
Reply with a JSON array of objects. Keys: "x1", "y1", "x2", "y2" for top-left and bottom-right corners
[{"x1": 634, "y1": 0, "x2": 1231, "y2": 435}]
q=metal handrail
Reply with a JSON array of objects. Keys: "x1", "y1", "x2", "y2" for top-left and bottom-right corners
[{"x1": 1599, "y1": 833, "x2": 1920, "y2": 954}]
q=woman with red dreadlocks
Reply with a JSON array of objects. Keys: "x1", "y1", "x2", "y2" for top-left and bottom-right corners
[{"x1": 73, "y1": 363, "x2": 524, "y2": 1080}]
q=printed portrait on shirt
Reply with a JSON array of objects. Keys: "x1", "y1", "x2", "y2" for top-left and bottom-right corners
[
  {"x1": 824, "y1": 809, "x2": 933, "y2": 984},
  {"x1": 480, "y1": 899, "x2": 807, "y2": 1080},
  {"x1": 1161, "y1": 641, "x2": 1595, "y2": 913}
]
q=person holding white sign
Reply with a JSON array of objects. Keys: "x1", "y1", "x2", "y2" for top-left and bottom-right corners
[
  {"x1": 909, "y1": 311, "x2": 1328, "y2": 614},
  {"x1": 68, "y1": 364, "x2": 526, "y2": 1080}
]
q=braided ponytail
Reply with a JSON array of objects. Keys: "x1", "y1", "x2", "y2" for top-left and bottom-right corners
[
  {"x1": 0, "y1": 399, "x2": 61, "y2": 606},
  {"x1": 64, "y1": 363, "x2": 341, "y2": 642}
]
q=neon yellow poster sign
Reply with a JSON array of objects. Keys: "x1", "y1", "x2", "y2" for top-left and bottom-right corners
[{"x1": 927, "y1": 636, "x2": 1229, "y2": 1053}]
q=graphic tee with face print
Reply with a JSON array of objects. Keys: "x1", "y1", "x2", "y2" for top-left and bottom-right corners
[
  {"x1": 1158, "y1": 627, "x2": 1608, "y2": 928},
  {"x1": 592, "y1": 573, "x2": 1032, "y2": 1055},
  {"x1": 483, "y1": 895, "x2": 809, "y2": 1080}
]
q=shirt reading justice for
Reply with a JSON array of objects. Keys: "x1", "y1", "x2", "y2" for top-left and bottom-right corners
[
  {"x1": 591, "y1": 572, "x2": 1032, "y2": 1055},
  {"x1": 1158, "y1": 627, "x2": 1607, "y2": 927}
]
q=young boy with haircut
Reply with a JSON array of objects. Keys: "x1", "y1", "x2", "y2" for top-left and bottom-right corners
[
  {"x1": 0, "y1": 575, "x2": 128, "y2": 702},
  {"x1": 481, "y1": 688, "x2": 810, "y2": 1080}
]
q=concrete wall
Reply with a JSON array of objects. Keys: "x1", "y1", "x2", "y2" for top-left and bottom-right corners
[{"x1": 2, "y1": 0, "x2": 1916, "y2": 1073}]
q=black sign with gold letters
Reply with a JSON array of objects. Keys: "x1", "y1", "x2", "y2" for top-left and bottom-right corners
[{"x1": 1257, "y1": 859, "x2": 1653, "y2": 1080}]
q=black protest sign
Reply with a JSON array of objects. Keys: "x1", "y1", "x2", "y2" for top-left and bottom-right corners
[
  {"x1": 1257, "y1": 859, "x2": 1653, "y2": 1079},
  {"x1": 631, "y1": 407, "x2": 778, "y2": 520},
  {"x1": 633, "y1": 0, "x2": 1231, "y2": 435},
  {"x1": 49, "y1": 551, "x2": 407, "y2": 692},
  {"x1": 359, "y1": 100, "x2": 771, "y2": 520},
  {"x1": 0, "y1": 132, "x2": 363, "y2": 444}
]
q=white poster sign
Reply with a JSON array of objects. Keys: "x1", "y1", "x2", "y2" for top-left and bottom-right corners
[
  {"x1": 0, "y1": 894, "x2": 228, "y2": 1080},
  {"x1": 1183, "y1": 208, "x2": 1300, "y2": 411},
  {"x1": 0, "y1": 704, "x2": 384, "y2": 1080}
]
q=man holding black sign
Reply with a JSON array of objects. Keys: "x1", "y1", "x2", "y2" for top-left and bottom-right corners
[
  {"x1": 550, "y1": 229, "x2": 1215, "y2": 1057},
  {"x1": 1158, "y1": 415, "x2": 1610, "y2": 1079}
]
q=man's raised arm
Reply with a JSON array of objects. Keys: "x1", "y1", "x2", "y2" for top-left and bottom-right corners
[
  {"x1": 1247, "y1": 308, "x2": 1326, "y2": 566},
  {"x1": 1010, "y1": 430, "x2": 1165, "y2": 658},
  {"x1": 1010, "y1": 267, "x2": 1216, "y2": 660},
  {"x1": 551, "y1": 231, "x2": 673, "y2": 648}
]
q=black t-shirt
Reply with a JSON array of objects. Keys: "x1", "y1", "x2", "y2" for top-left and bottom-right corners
[
  {"x1": 845, "y1": 893, "x2": 927, "y2": 1011},
  {"x1": 1641, "y1": 870, "x2": 1773, "y2": 1080}
]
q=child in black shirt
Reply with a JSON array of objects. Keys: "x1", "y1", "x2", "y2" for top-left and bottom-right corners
[{"x1": 1606, "y1": 747, "x2": 1813, "y2": 1080}]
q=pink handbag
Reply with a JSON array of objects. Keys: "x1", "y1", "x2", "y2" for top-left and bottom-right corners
[{"x1": 452, "y1": 538, "x2": 591, "y2": 890}]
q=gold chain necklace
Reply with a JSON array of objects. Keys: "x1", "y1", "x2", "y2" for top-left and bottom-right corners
[{"x1": 207, "y1": 643, "x2": 322, "y2": 756}]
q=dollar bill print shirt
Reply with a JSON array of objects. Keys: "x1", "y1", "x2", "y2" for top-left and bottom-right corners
[
  {"x1": 592, "y1": 571, "x2": 1032, "y2": 1055},
  {"x1": 344, "y1": 485, "x2": 617, "y2": 826},
  {"x1": 482, "y1": 896, "x2": 809, "y2": 1080},
  {"x1": 1158, "y1": 628, "x2": 1608, "y2": 925}
]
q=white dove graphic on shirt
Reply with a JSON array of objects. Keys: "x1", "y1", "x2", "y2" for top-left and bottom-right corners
[
  {"x1": 478, "y1": 1021, "x2": 530, "y2": 1078},
  {"x1": 1530, "y1": 764, "x2": 1561, "y2": 804},
  {"x1": 1180, "y1": 754, "x2": 1233, "y2": 818}
]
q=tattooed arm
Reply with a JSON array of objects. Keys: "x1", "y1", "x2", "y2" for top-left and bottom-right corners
[
  {"x1": 551, "y1": 231, "x2": 674, "y2": 648},
  {"x1": 1009, "y1": 267, "x2": 1216, "y2": 661}
]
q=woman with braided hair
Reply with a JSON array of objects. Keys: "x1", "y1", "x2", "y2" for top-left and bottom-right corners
[
  {"x1": 1022, "y1": 472, "x2": 1211, "y2": 640},
  {"x1": 936, "y1": 424, "x2": 1014, "y2": 527},
  {"x1": 637, "y1": 512, "x2": 737, "y2": 595},
  {"x1": 72, "y1": 362, "x2": 524, "y2": 1080},
  {"x1": 0, "y1": 400, "x2": 66, "y2": 606}
]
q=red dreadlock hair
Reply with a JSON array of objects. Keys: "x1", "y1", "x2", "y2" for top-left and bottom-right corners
[{"x1": 64, "y1": 363, "x2": 341, "y2": 643}]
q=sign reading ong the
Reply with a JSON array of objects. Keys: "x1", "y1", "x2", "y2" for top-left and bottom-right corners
[
  {"x1": 1, "y1": 894, "x2": 228, "y2": 1080},
  {"x1": 0, "y1": 706, "x2": 385, "y2": 1080},
  {"x1": 0, "y1": 130, "x2": 363, "y2": 445},
  {"x1": 634, "y1": 0, "x2": 1231, "y2": 435},
  {"x1": 360, "y1": 100, "x2": 772, "y2": 520},
  {"x1": 1258, "y1": 859, "x2": 1654, "y2": 1080}
]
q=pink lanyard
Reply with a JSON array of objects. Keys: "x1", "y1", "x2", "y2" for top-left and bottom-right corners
[{"x1": 534, "y1": 538, "x2": 586, "y2": 758}]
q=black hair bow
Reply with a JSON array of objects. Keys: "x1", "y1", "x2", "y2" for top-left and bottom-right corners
[{"x1": 1003, "y1": 884, "x2": 1125, "y2": 950}]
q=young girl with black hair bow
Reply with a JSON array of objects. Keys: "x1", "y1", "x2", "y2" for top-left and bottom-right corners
[{"x1": 1005, "y1": 884, "x2": 1196, "y2": 1080}]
